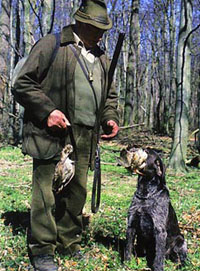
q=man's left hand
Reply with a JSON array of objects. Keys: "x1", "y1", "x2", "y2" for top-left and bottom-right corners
[{"x1": 101, "y1": 120, "x2": 119, "y2": 139}]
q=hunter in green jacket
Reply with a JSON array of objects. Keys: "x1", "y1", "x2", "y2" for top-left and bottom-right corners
[{"x1": 13, "y1": 1, "x2": 119, "y2": 270}]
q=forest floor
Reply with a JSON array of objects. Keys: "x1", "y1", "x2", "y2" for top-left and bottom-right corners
[{"x1": 0, "y1": 128, "x2": 200, "y2": 271}]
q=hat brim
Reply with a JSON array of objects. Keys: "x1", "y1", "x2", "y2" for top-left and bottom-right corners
[{"x1": 74, "y1": 12, "x2": 112, "y2": 30}]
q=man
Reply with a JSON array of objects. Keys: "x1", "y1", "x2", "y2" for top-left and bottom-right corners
[{"x1": 13, "y1": 0, "x2": 119, "y2": 270}]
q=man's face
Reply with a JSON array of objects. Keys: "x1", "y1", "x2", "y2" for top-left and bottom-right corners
[{"x1": 78, "y1": 23, "x2": 105, "y2": 49}]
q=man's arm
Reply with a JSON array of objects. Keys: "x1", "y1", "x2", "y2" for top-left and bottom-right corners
[
  {"x1": 101, "y1": 120, "x2": 119, "y2": 139},
  {"x1": 101, "y1": 79, "x2": 119, "y2": 139},
  {"x1": 13, "y1": 34, "x2": 71, "y2": 130},
  {"x1": 13, "y1": 34, "x2": 59, "y2": 123}
]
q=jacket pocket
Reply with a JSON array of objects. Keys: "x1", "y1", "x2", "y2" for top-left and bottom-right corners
[{"x1": 22, "y1": 121, "x2": 64, "y2": 160}]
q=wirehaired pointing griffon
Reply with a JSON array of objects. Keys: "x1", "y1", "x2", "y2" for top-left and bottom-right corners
[{"x1": 119, "y1": 147, "x2": 187, "y2": 271}]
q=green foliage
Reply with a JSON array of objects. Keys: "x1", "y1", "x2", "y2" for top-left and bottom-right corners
[{"x1": 0, "y1": 144, "x2": 200, "y2": 270}]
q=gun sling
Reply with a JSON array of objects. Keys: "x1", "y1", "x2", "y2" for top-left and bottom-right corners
[{"x1": 69, "y1": 33, "x2": 124, "y2": 213}]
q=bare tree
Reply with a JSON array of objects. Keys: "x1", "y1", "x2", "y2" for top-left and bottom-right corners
[
  {"x1": 41, "y1": 0, "x2": 54, "y2": 35},
  {"x1": 167, "y1": 0, "x2": 176, "y2": 134},
  {"x1": 1, "y1": 0, "x2": 200, "y2": 144},
  {"x1": 0, "y1": 0, "x2": 10, "y2": 138},
  {"x1": 123, "y1": 0, "x2": 140, "y2": 126},
  {"x1": 0, "y1": 0, "x2": 10, "y2": 94},
  {"x1": 198, "y1": 67, "x2": 200, "y2": 152},
  {"x1": 169, "y1": 0, "x2": 193, "y2": 172}
]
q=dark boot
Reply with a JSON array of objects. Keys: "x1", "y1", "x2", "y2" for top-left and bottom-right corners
[{"x1": 32, "y1": 255, "x2": 58, "y2": 271}]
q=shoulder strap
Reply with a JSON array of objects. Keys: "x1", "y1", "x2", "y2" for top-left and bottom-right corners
[
  {"x1": 40, "y1": 32, "x2": 61, "y2": 82},
  {"x1": 69, "y1": 44, "x2": 102, "y2": 213},
  {"x1": 51, "y1": 32, "x2": 61, "y2": 65}
]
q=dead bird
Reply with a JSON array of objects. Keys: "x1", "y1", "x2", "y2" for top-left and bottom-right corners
[
  {"x1": 119, "y1": 147, "x2": 148, "y2": 174},
  {"x1": 53, "y1": 144, "x2": 75, "y2": 194}
]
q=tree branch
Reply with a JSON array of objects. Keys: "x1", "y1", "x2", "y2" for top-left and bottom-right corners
[
  {"x1": 48, "y1": 0, "x2": 56, "y2": 34},
  {"x1": 28, "y1": 0, "x2": 44, "y2": 37}
]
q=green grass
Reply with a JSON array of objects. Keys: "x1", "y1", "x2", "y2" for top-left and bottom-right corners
[{"x1": 0, "y1": 143, "x2": 200, "y2": 271}]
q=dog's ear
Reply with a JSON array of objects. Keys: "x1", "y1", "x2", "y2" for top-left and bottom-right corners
[
  {"x1": 155, "y1": 159, "x2": 162, "y2": 176},
  {"x1": 155, "y1": 158, "x2": 166, "y2": 182},
  {"x1": 118, "y1": 149, "x2": 132, "y2": 168}
]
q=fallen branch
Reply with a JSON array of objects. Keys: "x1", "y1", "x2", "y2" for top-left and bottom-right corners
[
  {"x1": 101, "y1": 162, "x2": 117, "y2": 166},
  {"x1": 3, "y1": 184, "x2": 31, "y2": 189},
  {"x1": 119, "y1": 123, "x2": 145, "y2": 130}
]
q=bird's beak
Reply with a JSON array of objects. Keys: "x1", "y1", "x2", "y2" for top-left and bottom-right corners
[{"x1": 134, "y1": 169, "x2": 145, "y2": 176}]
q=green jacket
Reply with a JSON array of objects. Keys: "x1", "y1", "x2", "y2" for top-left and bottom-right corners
[{"x1": 13, "y1": 25, "x2": 119, "y2": 166}]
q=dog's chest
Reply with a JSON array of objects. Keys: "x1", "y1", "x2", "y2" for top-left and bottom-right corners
[
  {"x1": 138, "y1": 212, "x2": 154, "y2": 239},
  {"x1": 135, "y1": 202, "x2": 154, "y2": 237}
]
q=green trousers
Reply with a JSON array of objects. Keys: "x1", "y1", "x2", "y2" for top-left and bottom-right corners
[{"x1": 29, "y1": 126, "x2": 93, "y2": 256}]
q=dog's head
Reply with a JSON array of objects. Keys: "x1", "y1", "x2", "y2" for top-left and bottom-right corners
[{"x1": 119, "y1": 147, "x2": 165, "y2": 182}]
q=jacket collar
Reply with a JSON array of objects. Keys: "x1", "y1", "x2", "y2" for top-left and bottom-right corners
[{"x1": 60, "y1": 25, "x2": 76, "y2": 45}]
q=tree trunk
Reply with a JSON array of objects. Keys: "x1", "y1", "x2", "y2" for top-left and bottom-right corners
[
  {"x1": 0, "y1": 0, "x2": 10, "y2": 138},
  {"x1": 123, "y1": 0, "x2": 140, "y2": 126},
  {"x1": 0, "y1": 0, "x2": 10, "y2": 93},
  {"x1": 24, "y1": 0, "x2": 35, "y2": 53},
  {"x1": 168, "y1": 0, "x2": 176, "y2": 134},
  {"x1": 41, "y1": 0, "x2": 51, "y2": 35},
  {"x1": 8, "y1": 0, "x2": 16, "y2": 141},
  {"x1": 143, "y1": 46, "x2": 150, "y2": 127},
  {"x1": 197, "y1": 68, "x2": 200, "y2": 152},
  {"x1": 162, "y1": 4, "x2": 169, "y2": 134},
  {"x1": 70, "y1": 0, "x2": 79, "y2": 23},
  {"x1": 169, "y1": 0, "x2": 193, "y2": 172}
]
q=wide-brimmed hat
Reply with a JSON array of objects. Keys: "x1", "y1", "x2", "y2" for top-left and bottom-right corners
[{"x1": 74, "y1": 0, "x2": 112, "y2": 30}]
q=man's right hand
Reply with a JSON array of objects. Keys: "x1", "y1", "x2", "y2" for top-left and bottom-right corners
[{"x1": 47, "y1": 109, "x2": 70, "y2": 130}]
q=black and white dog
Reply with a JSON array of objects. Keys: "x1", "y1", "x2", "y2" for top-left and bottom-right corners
[{"x1": 119, "y1": 147, "x2": 187, "y2": 271}]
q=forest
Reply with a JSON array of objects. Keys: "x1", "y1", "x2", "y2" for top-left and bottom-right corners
[{"x1": 0, "y1": 1, "x2": 200, "y2": 271}]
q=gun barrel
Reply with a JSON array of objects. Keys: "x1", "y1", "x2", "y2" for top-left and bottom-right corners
[{"x1": 107, "y1": 32, "x2": 125, "y2": 91}]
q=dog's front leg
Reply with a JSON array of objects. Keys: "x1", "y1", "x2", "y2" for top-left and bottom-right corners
[
  {"x1": 153, "y1": 226, "x2": 167, "y2": 271},
  {"x1": 124, "y1": 214, "x2": 137, "y2": 261},
  {"x1": 125, "y1": 226, "x2": 136, "y2": 261}
]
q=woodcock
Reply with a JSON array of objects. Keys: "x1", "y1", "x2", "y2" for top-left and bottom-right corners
[
  {"x1": 119, "y1": 147, "x2": 148, "y2": 174},
  {"x1": 53, "y1": 144, "x2": 75, "y2": 194}
]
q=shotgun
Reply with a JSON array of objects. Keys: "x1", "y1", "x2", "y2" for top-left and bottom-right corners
[
  {"x1": 91, "y1": 32, "x2": 125, "y2": 214},
  {"x1": 108, "y1": 32, "x2": 125, "y2": 91}
]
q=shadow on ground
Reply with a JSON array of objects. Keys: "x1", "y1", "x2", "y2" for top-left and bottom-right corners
[
  {"x1": 1, "y1": 210, "x2": 30, "y2": 234},
  {"x1": 2, "y1": 210, "x2": 126, "y2": 261},
  {"x1": 93, "y1": 232, "x2": 125, "y2": 262}
]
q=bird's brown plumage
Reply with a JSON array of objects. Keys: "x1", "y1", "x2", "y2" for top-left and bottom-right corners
[{"x1": 53, "y1": 144, "x2": 75, "y2": 194}]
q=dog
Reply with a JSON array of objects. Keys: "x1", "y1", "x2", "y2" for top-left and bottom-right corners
[{"x1": 119, "y1": 147, "x2": 187, "y2": 271}]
